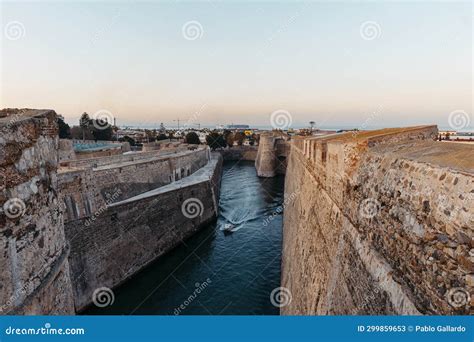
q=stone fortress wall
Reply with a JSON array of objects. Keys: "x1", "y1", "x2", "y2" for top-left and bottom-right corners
[
  {"x1": 218, "y1": 145, "x2": 258, "y2": 161},
  {"x1": 0, "y1": 109, "x2": 221, "y2": 314},
  {"x1": 281, "y1": 126, "x2": 473, "y2": 315},
  {"x1": 2, "y1": 108, "x2": 472, "y2": 316},
  {"x1": 255, "y1": 132, "x2": 290, "y2": 177},
  {"x1": 66, "y1": 154, "x2": 222, "y2": 310},
  {"x1": 58, "y1": 147, "x2": 210, "y2": 221},
  {"x1": 57, "y1": 128, "x2": 218, "y2": 311},
  {"x1": 0, "y1": 109, "x2": 74, "y2": 314}
]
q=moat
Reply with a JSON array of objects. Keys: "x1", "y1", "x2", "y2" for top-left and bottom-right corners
[{"x1": 84, "y1": 161, "x2": 285, "y2": 315}]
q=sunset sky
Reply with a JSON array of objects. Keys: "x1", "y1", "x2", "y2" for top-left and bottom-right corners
[{"x1": 1, "y1": 1, "x2": 472, "y2": 130}]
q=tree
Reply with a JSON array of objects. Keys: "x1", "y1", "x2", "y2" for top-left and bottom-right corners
[
  {"x1": 234, "y1": 132, "x2": 246, "y2": 146},
  {"x1": 157, "y1": 133, "x2": 168, "y2": 141},
  {"x1": 185, "y1": 131, "x2": 200, "y2": 145},
  {"x1": 92, "y1": 123, "x2": 113, "y2": 141},
  {"x1": 224, "y1": 131, "x2": 235, "y2": 148},
  {"x1": 206, "y1": 131, "x2": 226, "y2": 150},
  {"x1": 145, "y1": 129, "x2": 156, "y2": 142},
  {"x1": 159, "y1": 122, "x2": 166, "y2": 135},
  {"x1": 79, "y1": 112, "x2": 91, "y2": 141},
  {"x1": 309, "y1": 121, "x2": 315, "y2": 132},
  {"x1": 58, "y1": 116, "x2": 71, "y2": 139}
]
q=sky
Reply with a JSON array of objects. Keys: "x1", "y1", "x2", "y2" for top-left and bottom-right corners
[{"x1": 1, "y1": 1, "x2": 472, "y2": 130}]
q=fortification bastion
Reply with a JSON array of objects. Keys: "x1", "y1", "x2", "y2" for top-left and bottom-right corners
[
  {"x1": 0, "y1": 108, "x2": 222, "y2": 314},
  {"x1": 282, "y1": 126, "x2": 473, "y2": 315}
]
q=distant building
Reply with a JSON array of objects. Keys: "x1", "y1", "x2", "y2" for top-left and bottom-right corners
[
  {"x1": 226, "y1": 124, "x2": 250, "y2": 130},
  {"x1": 439, "y1": 131, "x2": 457, "y2": 136}
]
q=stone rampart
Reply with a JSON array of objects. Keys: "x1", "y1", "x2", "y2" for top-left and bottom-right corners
[
  {"x1": 0, "y1": 109, "x2": 74, "y2": 315},
  {"x1": 282, "y1": 126, "x2": 473, "y2": 315},
  {"x1": 64, "y1": 153, "x2": 223, "y2": 310},
  {"x1": 255, "y1": 132, "x2": 290, "y2": 177},
  {"x1": 58, "y1": 148, "x2": 210, "y2": 221},
  {"x1": 219, "y1": 146, "x2": 258, "y2": 161}
]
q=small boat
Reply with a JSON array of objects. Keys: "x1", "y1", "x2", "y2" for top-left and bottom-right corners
[
  {"x1": 223, "y1": 223, "x2": 235, "y2": 230},
  {"x1": 222, "y1": 223, "x2": 235, "y2": 233}
]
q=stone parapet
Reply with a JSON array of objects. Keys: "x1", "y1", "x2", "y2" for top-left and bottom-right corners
[
  {"x1": 282, "y1": 125, "x2": 473, "y2": 315},
  {"x1": 64, "y1": 153, "x2": 223, "y2": 311}
]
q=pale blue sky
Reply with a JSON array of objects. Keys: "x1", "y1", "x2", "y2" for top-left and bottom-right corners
[{"x1": 1, "y1": 1, "x2": 472, "y2": 129}]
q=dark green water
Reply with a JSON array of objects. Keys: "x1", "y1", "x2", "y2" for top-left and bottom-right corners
[{"x1": 85, "y1": 161, "x2": 285, "y2": 315}]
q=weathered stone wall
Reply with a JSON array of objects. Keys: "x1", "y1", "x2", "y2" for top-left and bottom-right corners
[
  {"x1": 255, "y1": 133, "x2": 289, "y2": 177},
  {"x1": 58, "y1": 148, "x2": 210, "y2": 221},
  {"x1": 65, "y1": 154, "x2": 223, "y2": 311},
  {"x1": 58, "y1": 167, "x2": 99, "y2": 223},
  {"x1": 282, "y1": 126, "x2": 473, "y2": 315},
  {"x1": 219, "y1": 146, "x2": 258, "y2": 161},
  {"x1": 92, "y1": 148, "x2": 209, "y2": 203},
  {"x1": 58, "y1": 139, "x2": 76, "y2": 163},
  {"x1": 62, "y1": 147, "x2": 197, "y2": 169},
  {"x1": 74, "y1": 147, "x2": 122, "y2": 160},
  {"x1": 0, "y1": 109, "x2": 74, "y2": 315}
]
